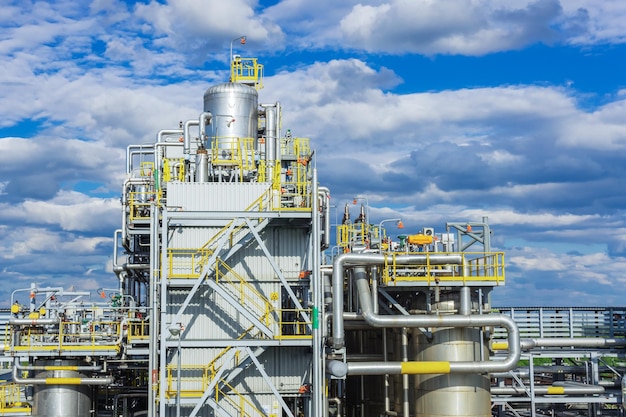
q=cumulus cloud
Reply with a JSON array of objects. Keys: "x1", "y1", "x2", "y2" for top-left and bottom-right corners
[
  {"x1": 134, "y1": 0, "x2": 285, "y2": 63},
  {"x1": 0, "y1": 190, "x2": 120, "y2": 232},
  {"x1": 339, "y1": 0, "x2": 569, "y2": 55}
]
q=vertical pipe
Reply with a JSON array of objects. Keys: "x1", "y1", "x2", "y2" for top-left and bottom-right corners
[
  {"x1": 402, "y1": 328, "x2": 409, "y2": 417},
  {"x1": 183, "y1": 120, "x2": 199, "y2": 162},
  {"x1": 383, "y1": 329, "x2": 390, "y2": 414},
  {"x1": 529, "y1": 353, "x2": 536, "y2": 417},
  {"x1": 30, "y1": 283, "x2": 36, "y2": 313},
  {"x1": 311, "y1": 168, "x2": 323, "y2": 417},
  {"x1": 197, "y1": 150, "x2": 209, "y2": 182},
  {"x1": 148, "y1": 203, "x2": 159, "y2": 417},
  {"x1": 372, "y1": 267, "x2": 379, "y2": 315},
  {"x1": 176, "y1": 337, "x2": 181, "y2": 417},
  {"x1": 263, "y1": 104, "x2": 277, "y2": 182},
  {"x1": 459, "y1": 286, "x2": 471, "y2": 315},
  {"x1": 158, "y1": 210, "x2": 169, "y2": 417}
]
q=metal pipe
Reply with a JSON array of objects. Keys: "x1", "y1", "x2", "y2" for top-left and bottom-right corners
[
  {"x1": 383, "y1": 328, "x2": 391, "y2": 415},
  {"x1": 199, "y1": 111, "x2": 212, "y2": 146},
  {"x1": 401, "y1": 327, "x2": 409, "y2": 417},
  {"x1": 12, "y1": 360, "x2": 113, "y2": 385},
  {"x1": 183, "y1": 119, "x2": 199, "y2": 160},
  {"x1": 491, "y1": 338, "x2": 626, "y2": 351},
  {"x1": 9, "y1": 318, "x2": 60, "y2": 325},
  {"x1": 351, "y1": 268, "x2": 520, "y2": 374},
  {"x1": 328, "y1": 397, "x2": 342, "y2": 417},
  {"x1": 459, "y1": 286, "x2": 471, "y2": 315},
  {"x1": 158, "y1": 129, "x2": 183, "y2": 143},
  {"x1": 491, "y1": 385, "x2": 605, "y2": 395},
  {"x1": 319, "y1": 186, "x2": 331, "y2": 250},
  {"x1": 127, "y1": 144, "x2": 156, "y2": 174},
  {"x1": 15, "y1": 362, "x2": 102, "y2": 372},
  {"x1": 331, "y1": 253, "x2": 463, "y2": 349},
  {"x1": 311, "y1": 167, "x2": 324, "y2": 417}
]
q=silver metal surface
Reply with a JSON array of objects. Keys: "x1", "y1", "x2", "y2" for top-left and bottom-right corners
[
  {"x1": 203, "y1": 82, "x2": 258, "y2": 148},
  {"x1": 31, "y1": 361, "x2": 93, "y2": 417}
]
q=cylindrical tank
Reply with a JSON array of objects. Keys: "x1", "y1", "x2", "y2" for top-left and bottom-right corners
[
  {"x1": 32, "y1": 360, "x2": 93, "y2": 417},
  {"x1": 203, "y1": 82, "x2": 258, "y2": 151},
  {"x1": 413, "y1": 292, "x2": 490, "y2": 417}
]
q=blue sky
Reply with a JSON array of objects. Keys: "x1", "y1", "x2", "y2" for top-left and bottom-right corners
[{"x1": 1, "y1": 0, "x2": 626, "y2": 307}]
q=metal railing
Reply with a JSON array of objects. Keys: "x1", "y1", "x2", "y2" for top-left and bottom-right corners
[
  {"x1": 492, "y1": 307, "x2": 626, "y2": 340},
  {"x1": 381, "y1": 252, "x2": 505, "y2": 286},
  {"x1": 0, "y1": 383, "x2": 31, "y2": 415},
  {"x1": 231, "y1": 57, "x2": 264, "y2": 90},
  {"x1": 9, "y1": 320, "x2": 121, "y2": 354}
]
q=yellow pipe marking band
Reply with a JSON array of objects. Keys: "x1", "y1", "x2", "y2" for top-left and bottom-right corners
[
  {"x1": 546, "y1": 386, "x2": 565, "y2": 395},
  {"x1": 44, "y1": 366, "x2": 79, "y2": 371},
  {"x1": 492, "y1": 342, "x2": 509, "y2": 350},
  {"x1": 401, "y1": 361, "x2": 451, "y2": 374},
  {"x1": 45, "y1": 378, "x2": 83, "y2": 385}
]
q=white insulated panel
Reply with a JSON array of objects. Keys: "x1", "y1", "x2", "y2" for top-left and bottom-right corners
[{"x1": 167, "y1": 182, "x2": 271, "y2": 211}]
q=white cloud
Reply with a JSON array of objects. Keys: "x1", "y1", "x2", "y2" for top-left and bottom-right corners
[
  {"x1": 134, "y1": 0, "x2": 285, "y2": 59},
  {"x1": 0, "y1": 190, "x2": 119, "y2": 232},
  {"x1": 340, "y1": 0, "x2": 565, "y2": 55}
]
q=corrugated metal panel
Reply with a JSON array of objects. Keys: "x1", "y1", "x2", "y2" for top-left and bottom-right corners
[
  {"x1": 163, "y1": 182, "x2": 313, "y2": 416},
  {"x1": 229, "y1": 227, "x2": 312, "y2": 281},
  {"x1": 167, "y1": 182, "x2": 270, "y2": 211},
  {"x1": 166, "y1": 224, "x2": 311, "y2": 280}
]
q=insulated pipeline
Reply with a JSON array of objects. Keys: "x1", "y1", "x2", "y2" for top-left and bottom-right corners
[
  {"x1": 331, "y1": 253, "x2": 463, "y2": 349},
  {"x1": 352, "y1": 266, "x2": 520, "y2": 374},
  {"x1": 492, "y1": 338, "x2": 626, "y2": 350},
  {"x1": 12, "y1": 360, "x2": 113, "y2": 385},
  {"x1": 330, "y1": 253, "x2": 520, "y2": 375}
]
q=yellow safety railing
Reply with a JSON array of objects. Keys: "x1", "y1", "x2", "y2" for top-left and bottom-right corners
[
  {"x1": 278, "y1": 308, "x2": 312, "y2": 339},
  {"x1": 210, "y1": 137, "x2": 256, "y2": 177},
  {"x1": 214, "y1": 258, "x2": 275, "y2": 326},
  {"x1": 0, "y1": 383, "x2": 31, "y2": 415},
  {"x1": 140, "y1": 162, "x2": 154, "y2": 178},
  {"x1": 216, "y1": 379, "x2": 267, "y2": 416},
  {"x1": 381, "y1": 252, "x2": 505, "y2": 286},
  {"x1": 129, "y1": 191, "x2": 155, "y2": 221},
  {"x1": 127, "y1": 320, "x2": 149, "y2": 343},
  {"x1": 336, "y1": 223, "x2": 370, "y2": 249},
  {"x1": 163, "y1": 158, "x2": 185, "y2": 182},
  {"x1": 231, "y1": 57, "x2": 264, "y2": 90},
  {"x1": 167, "y1": 248, "x2": 213, "y2": 279},
  {"x1": 165, "y1": 309, "x2": 311, "y2": 401},
  {"x1": 11, "y1": 320, "x2": 121, "y2": 353}
]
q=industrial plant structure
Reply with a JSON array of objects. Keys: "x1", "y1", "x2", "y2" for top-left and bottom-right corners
[{"x1": 1, "y1": 55, "x2": 625, "y2": 417}]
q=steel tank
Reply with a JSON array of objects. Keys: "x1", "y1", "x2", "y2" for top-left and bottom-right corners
[
  {"x1": 203, "y1": 82, "x2": 258, "y2": 151},
  {"x1": 32, "y1": 360, "x2": 92, "y2": 417},
  {"x1": 412, "y1": 293, "x2": 491, "y2": 417}
]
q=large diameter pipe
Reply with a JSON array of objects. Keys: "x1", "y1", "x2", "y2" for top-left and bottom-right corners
[
  {"x1": 351, "y1": 267, "x2": 520, "y2": 374},
  {"x1": 319, "y1": 187, "x2": 331, "y2": 250},
  {"x1": 331, "y1": 253, "x2": 462, "y2": 349},
  {"x1": 492, "y1": 338, "x2": 626, "y2": 351},
  {"x1": 12, "y1": 361, "x2": 113, "y2": 385},
  {"x1": 9, "y1": 318, "x2": 60, "y2": 325},
  {"x1": 491, "y1": 385, "x2": 605, "y2": 395},
  {"x1": 16, "y1": 363, "x2": 102, "y2": 372},
  {"x1": 183, "y1": 119, "x2": 198, "y2": 160}
]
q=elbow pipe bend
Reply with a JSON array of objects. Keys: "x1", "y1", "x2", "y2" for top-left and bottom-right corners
[
  {"x1": 355, "y1": 268, "x2": 520, "y2": 374},
  {"x1": 331, "y1": 253, "x2": 463, "y2": 350},
  {"x1": 12, "y1": 360, "x2": 113, "y2": 386},
  {"x1": 331, "y1": 255, "x2": 520, "y2": 374}
]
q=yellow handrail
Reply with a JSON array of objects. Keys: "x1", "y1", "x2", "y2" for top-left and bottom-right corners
[
  {"x1": 0, "y1": 382, "x2": 31, "y2": 415},
  {"x1": 381, "y1": 252, "x2": 505, "y2": 286},
  {"x1": 10, "y1": 320, "x2": 121, "y2": 353}
]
